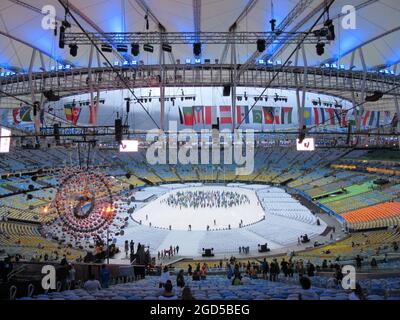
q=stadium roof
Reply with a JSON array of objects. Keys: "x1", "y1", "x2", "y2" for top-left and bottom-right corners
[
  {"x1": 0, "y1": 0, "x2": 399, "y2": 71},
  {"x1": 0, "y1": 0, "x2": 399, "y2": 113}
]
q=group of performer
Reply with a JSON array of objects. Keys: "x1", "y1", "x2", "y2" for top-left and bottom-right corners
[{"x1": 162, "y1": 190, "x2": 250, "y2": 210}]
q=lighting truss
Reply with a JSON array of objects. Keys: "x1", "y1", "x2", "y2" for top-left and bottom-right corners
[{"x1": 63, "y1": 31, "x2": 330, "y2": 46}]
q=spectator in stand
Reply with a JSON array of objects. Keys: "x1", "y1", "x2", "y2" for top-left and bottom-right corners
[
  {"x1": 281, "y1": 258, "x2": 289, "y2": 277},
  {"x1": 306, "y1": 260, "x2": 316, "y2": 277},
  {"x1": 159, "y1": 266, "x2": 171, "y2": 288},
  {"x1": 370, "y1": 258, "x2": 378, "y2": 268},
  {"x1": 124, "y1": 240, "x2": 129, "y2": 257},
  {"x1": 0, "y1": 257, "x2": 13, "y2": 283},
  {"x1": 232, "y1": 273, "x2": 242, "y2": 285},
  {"x1": 67, "y1": 264, "x2": 76, "y2": 290},
  {"x1": 159, "y1": 280, "x2": 178, "y2": 300},
  {"x1": 355, "y1": 255, "x2": 363, "y2": 269},
  {"x1": 181, "y1": 287, "x2": 195, "y2": 300},
  {"x1": 176, "y1": 269, "x2": 185, "y2": 288},
  {"x1": 192, "y1": 270, "x2": 200, "y2": 281},
  {"x1": 226, "y1": 262, "x2": 233, "y2": 279},
  {"x1": 187, "y1": 264, "x2": 193, "y2": 276},
  {"x1": 261, "y1": 258, "x2": 269, "y2": 280},
  {"x1": 84, "y1": 274, "x2": 102, "y2": 294},
  {"x1": 100, "y1": 264, "x2": 110, "y2": 288},
  {"x1": 348, "y1": 283, "x2": 366, "y2": 300},
  {"x1": 269, "y1": 259, "x2": 280, "y2": 282},
  {"x1": 297, "y1": 276, "x2": 319, "y2": 300}
]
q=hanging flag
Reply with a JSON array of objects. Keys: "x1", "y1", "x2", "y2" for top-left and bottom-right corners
[
  {"x1": 204, "y1": 106, "x2": 217, "y2": 125},
  {"x1": 303, "y1": 108, "x2": 313, "y2": 126},
  {"x1": 274, "y1": 107, "x2": 281, "y2": 124},
  {"x1": 193, "y1": 106, "x2": 204, "y2": 124},
  {"x1": 179, "y1": 107, "x2": 194, "y2": 126},
  {"x1": 13, "y1": 108, "x2": 21, "y2": 125},
  {"x1": 281, "y1": 107, "x2": 293, "y2": 125},
  {"x1": 89, "y1": 104, "x2": 97, "y2": 125},
  {"x1": 236, "y1": 106, "x2": 250, "y2": 124},
  {"x1": 313, "y1": 107, "x2": 325, "y2": 125},
  {"x1": 263, "y1": 107, "x2": 275, "y2": 124},
  {"x1": 324, "y1": 108, "x2": 336, "y2": 125},
  {"x1": 383, "y1": 111, "x2": 392, "y2": 125},
  {"x1": 362, "y1": 111, "x2": 371, "y2": 127},
  {"x1": 219, "y1": 105, "x2": 232, "y2": 124},
  {"x1": 19, "y1": 106, "x2": 32, "y2": 122},
  {"x1": 334, "y1": 109, "x2": 347, "y2": 127},
  {"x1": 252, "y1": 107, "x2": 263, "y2": 124},
  {"x1": 391, "y1": 113, "x2": 398, "y2": 128},
  {"x1": 367, "y1": 111, "x2": 380, "y2": 128}
]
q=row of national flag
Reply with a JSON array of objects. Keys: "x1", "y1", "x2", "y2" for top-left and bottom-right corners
[
  {"x1": 178, "y1": 106, "x2": 294, "y2": 126},
  {"x1": 303, "y1": 108, "x2": 397, "y2": 128}
]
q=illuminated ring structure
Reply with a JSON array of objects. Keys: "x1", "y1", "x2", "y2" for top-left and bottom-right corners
[{"x1": 51, "y1": 168, "x2": 118, "y2": 237}]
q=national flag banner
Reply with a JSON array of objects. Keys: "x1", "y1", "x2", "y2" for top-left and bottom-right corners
[
  {"x1": 65, "y1": 106, "x2": 82, "y2": 125},
  {"x1": 313, "y1": 107, "x2": 325, "y2": 125},
  {"x1": 368, "y1": 111, "x2": 380, "y2": 128},
  {"x1": 12, "y1": 108, "x2": 20, "y2": 125},
  {"x1": 89, "y1": 104, "x2": 97, "y2": 125},
  {"x1": 193, "y1": 106, "x2": 204, "y2": 124},
  {"x1": 274, "y1": 107, "x2": 281, "y2": 124},
  {"x1": 383, "y1": 111, "x2": 392, "y2": 125},
  {"x1": 236, "y1": 106, "x2": 250, "y2": 124},
  {"x1": 179, "y1": 107, "x2": 194, "y2": 126},
  {"x1": 324, "y1": 108, "x2": 336, "y2": 125},
  {"x1": 392, "y1": 113, "x2": 398, "y2": 128},
  {"x1": 219, "y1": 105, "x2": 232, "y2": 124},
  {"x1": 303, "y1": 108, "x2": 313, "y2": 126},
  {"x1": 362, "y1": 111, "x2": 371, "y2": 127},
  {"x1": 334, "y1": 109, "x2": 347, "y2": 127},
  {"x1": 281, "y1": 107, "x2": 293, "y2": 125},
  {"x1": 204, "y1": 106, "x2": 217, "y2": 125},
  {"x1": 252, "y1": 107, "x2": 263, "y2": 124},
  {"x1": 263, "y1": 107, "x2": 275, "y2": 124},
  {"x1": 19, "y1": 106, "x2": 32, "y2": 122},
  {"x1": 72, "y1": 107, "x2": 81, "y2": 125}
]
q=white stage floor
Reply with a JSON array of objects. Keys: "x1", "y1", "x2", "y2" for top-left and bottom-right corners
[
  {"x1": 116, "y1": 184, "x2": 328, "y2": 257},
  {"x1": 132, "y1": 186, "x2": 264, "y2": 231}
]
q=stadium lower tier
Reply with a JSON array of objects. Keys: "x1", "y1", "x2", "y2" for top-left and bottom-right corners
[{"x1": 0, "y1": 147, "x2": 399, "y2": 264}]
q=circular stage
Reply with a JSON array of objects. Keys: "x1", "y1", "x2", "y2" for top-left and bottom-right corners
[
  {"x1": 132, "y1": 186, "x2": 265, "y2": 231},
  {"x1": 116, "y1": 183, "x2": 329, "y2": 257}
]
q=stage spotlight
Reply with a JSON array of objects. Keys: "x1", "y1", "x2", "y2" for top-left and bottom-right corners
[
  {"x1": 131, "y1": 43, "x2": 139, "y2": 56},
  {"x1": 162, "y1": 43, "x2": 172, "y2": 53},
  {"x1": 324, "y1": 19, "x2": 335, "y2": 41},
  {"x1": 143, "y1": 43, "x2": 154, "y2": 53},
  {"x1": 116, "y1": 44, "x2": 128, "y2": 53},
  {"x1": 69, "y1": 44, "x2": 78, "y2": 57},
  {"x1": 316, "y1": 42, "x2": 325, "y2": 56},
  {"x1": 256, "y1": 39, "x2": 266, "y2": 53},
  {"x1": 269, "y1": 19, "x2": 276, "y2": 32},
  {"x1": 101, "y1": 44, "x2": 113, "y2": 53},
  {"x1": 193, "y1": 42, "x2": 201, "y2": 56},
  {"x1": 59, "y1": 26, "x2": 65, "y2": 49}
]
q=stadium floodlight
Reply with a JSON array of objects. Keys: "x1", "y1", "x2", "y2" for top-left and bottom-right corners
[
  {"x1": 119, "y1": 140, "x2": 139, "y2": 153},
  {"x1": 69, "y1": 43, "x2": 78, "y2": 57},
  {"x1": 143, "y1": 44, "x2": 154, "y2": 53},
  {"x1": 0, "y1": 127, "x2": 11, "y2": 153},
  {"x1": 316, "y1": 42, "x2": 325, "y2": 56},
  {"x1": 195, "y1": 58, "x2": 201, "y2": 64}
]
